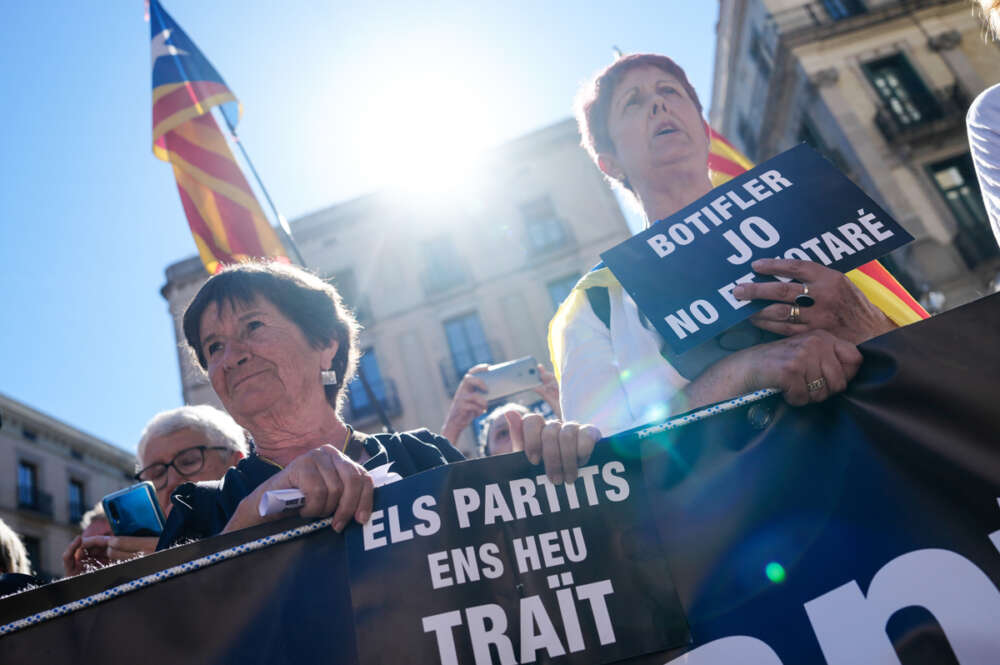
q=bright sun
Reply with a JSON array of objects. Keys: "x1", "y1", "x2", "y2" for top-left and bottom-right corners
[{"x1": 355, "y1": 70, "x2": 497, "y2": 198}]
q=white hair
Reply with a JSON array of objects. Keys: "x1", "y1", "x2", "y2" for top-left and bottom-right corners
[
  {"x1": 79, "y1": 502, "x2": 106, "y2": 530},
  {"x1": 478, "y1": 403, "x2": 531, "y2": 456},
  {"x1": 135, "y1": 405, "x2": 249, "y2": 471},
  {"x1": 0, "y1": 518, "x2": 31, "y2": 575}
]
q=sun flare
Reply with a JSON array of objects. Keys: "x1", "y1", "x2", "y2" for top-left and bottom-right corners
[{"x1": 355, "y1": 71, "x2": 496, "y2": 198}]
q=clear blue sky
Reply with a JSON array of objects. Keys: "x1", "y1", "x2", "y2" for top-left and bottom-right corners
[{"x1": 0, "y1": 1, "x2": 719, "y2": 452}]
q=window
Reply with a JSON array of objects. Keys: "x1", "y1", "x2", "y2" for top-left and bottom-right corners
[
  {"x1": 444, "y1": 313, "x2": 493, "y2": 377},
  {"x1": 798, "y1": 119, "x2": 848, "y2": 173},
  {"x1": 17, "y1": 461, "x2": 37, "y2": 508},
  {"x1": 347, "y1": 349, "x2": 392, "y2": 419},
  {"x1": 521, "y1": 196, "x2": 567, "y2": 254},
  {"x1": 326, "y1": 269, "x2": 372, "y2": 325},
  {"x1": 22, "y1": 536, "x2": 41, "y2": 576},
  {"x1": 749, "y1": 28, "x2": 772, "y2": 78},
  {"x1": 422, "y1": 236, "x2": 467, "y2": 293},
  {"x1": 547, "y1": 273, "x2": 581, "y2": 311},
  {"x1": 21, "y1": 428, "x2": 37, "y2": 442},
  {"x1": 738, "y1": 115, "x2": 758, "y2": 160},
  {"x1": 821, "y1": 0, "x2": 866, "y2": 20},
  {"x1": 69, "y1": 479, "x2": 85, "y2": 524},
  {"x1": 863, "y1": 54, "x2": 940, "y2": 129},
  {"x1": 928, "y1": 154, "x2": 999, "y2": 269}
]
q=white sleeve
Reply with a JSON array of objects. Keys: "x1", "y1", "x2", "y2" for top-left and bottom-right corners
[
  {"x1": 967, "y1": 84, "x2": 1000, "y2": 249},
  {"x1": 557, "y1": 301, "x2": 638, "y2": 436}
]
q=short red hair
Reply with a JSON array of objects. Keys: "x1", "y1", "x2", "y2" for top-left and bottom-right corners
[{"x1": 575, "y1": 53, "x2": 703, "y2": 169}]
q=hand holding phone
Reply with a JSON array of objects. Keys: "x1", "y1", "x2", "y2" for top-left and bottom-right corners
[
  {"x1": 102, "y1": 482, "x2": 166, "y2": 537},
  {"x1": 478, "y1": 356, "x2": 543, "y2": 401}
]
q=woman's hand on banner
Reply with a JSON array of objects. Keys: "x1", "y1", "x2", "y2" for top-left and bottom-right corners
[
  {"x1": 734, "y1": 259, "x2": 895, "y2": 344},
  {"x1": 739, "y1": 329, "x2": 862, "y2": 405},
  {"x1": 78, "y1": 535, "x2": 158, "y2": 564},
  {"x1": 226, "y1": 445, "x2": 375, "y2": 535},
  {"x1": 506, "y1": 411, "x2": 601, "y2": 484}
]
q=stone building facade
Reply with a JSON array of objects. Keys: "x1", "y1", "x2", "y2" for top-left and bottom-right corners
[
  {"x1": 711, "y1": 0, "x2": 1000, "y2": 310},
  {"x1": 160, "y1": 119, "x2": 633, "y2": 455},
  {"x1": 0, "y1": 392, "x2": 135, "y2": 579}
]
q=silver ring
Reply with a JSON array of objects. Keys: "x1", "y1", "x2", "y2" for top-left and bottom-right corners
[
  {"x1": 806, "y1": 377, "x2": 826, "y2": 393},
  {"x1": 794, "y1": 284, "x2": 816, "y2": 308},
  {"x1": 788, "y1": 304, "x2": 801, "y2": 324}
]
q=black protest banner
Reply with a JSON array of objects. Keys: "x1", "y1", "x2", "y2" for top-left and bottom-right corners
[
  {"x1": 600, "y1": 144, "x2": 913, "y2": 354},
  {"x1": 2, "y1": 296, "x2": 998, "y2": 664},
  {"x1": 346, "y1": 446, "x2": 689, "y2": 665}
]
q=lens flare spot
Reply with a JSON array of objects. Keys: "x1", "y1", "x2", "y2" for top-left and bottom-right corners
[
  {"x1": 619, "y1": 369, "x2": 632, "y2": 381},
  {"x1": 765, "y1": 562, "x2": 786, "y2": 584}
]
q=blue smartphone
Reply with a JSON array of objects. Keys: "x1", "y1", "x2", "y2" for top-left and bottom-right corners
[{"x1": 102, "y1": 482, "x2": 166, "y2": 537}]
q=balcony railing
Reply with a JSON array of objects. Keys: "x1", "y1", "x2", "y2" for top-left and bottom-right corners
[
  {"x1": 439, "y1": 340, "x2": 504, "y2": 395},
  {"x1": 523, "y1": 218, "x2": 577, "y2": 259},
  {"x1": 18, "y1": 489, "x2": 54, "y2": 518},
  {"x1": 343, "y1": 378, "x2": 402, "y2": 425},
  {"x1": 873, "y1": 83, "x2": 968, "y2": 148},
  {"x1": 421, "y1": 262, "x2": 471, "y2": 297},
  {"x1": 771, "y1": 0, "x2": 959, "y2": 45}
]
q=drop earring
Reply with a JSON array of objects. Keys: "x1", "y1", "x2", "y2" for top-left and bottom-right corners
[{"x1": 321, "y1": 370, "x2": 337, "y2": 386}]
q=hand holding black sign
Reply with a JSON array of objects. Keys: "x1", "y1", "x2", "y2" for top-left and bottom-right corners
[
  {"x1": 735, "y1": 258, "x2": 897, "y2": 343},
  {"x1": 600, "y1": 145, "x2": 913, "y2": 355}
]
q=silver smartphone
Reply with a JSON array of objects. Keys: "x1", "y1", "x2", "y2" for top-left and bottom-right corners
[
  {"x1": 102, "y1": 482, "x2": 166, "y2": 537},
  {"x1": 479, "y1": 356, "x2": 542, "y2": 401}
]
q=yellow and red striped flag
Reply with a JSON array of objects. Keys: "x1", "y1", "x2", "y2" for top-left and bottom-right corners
[{"x1": 149, "y1": 0, "x2": 288, "y2": 274}]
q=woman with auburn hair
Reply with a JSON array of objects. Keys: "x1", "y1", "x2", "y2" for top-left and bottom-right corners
[{"x1": 550, "y1": 53, "x2": 927, "y2": 434}]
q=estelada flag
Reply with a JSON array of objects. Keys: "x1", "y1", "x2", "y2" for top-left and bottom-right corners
[
  {"x1": 150, "y1": 0, "x2": 288, "y2": 274},
  {"x1": 548, "y1": 125, "x2": 929, "y2": 381}
]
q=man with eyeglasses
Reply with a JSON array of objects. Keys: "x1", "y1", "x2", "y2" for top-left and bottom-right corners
[{"x1": 75, "y1": 405, "x2": 248, "y2": 566}]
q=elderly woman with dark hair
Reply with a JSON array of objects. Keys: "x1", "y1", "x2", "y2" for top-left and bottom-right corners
[
  {"x1": 551, "y1": 53, "x2": 926, "y2": 433},
  {"x1": 159, "y1": 262, "x2": 599, "y2": 548}
]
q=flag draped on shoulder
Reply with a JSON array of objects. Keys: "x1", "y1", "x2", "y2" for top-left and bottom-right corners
[
  {"x1": 150, "y1": 0, "x2": 288, "y2": 274},
  {"x1": 548, "y1": 126, "x2": 929, "y2": 381}
]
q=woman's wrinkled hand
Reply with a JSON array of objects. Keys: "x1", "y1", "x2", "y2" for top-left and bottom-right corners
[
  {"x1": 733, "y1": 258, "x2": 895, "y2": 344},
  {"x1": 440, "y1": 364, "x2": 490, "y2": 443},
  {"x1": 75, "y1": 535, "x2": 157, "y2": 567},
  {"x1": 62, "y1": 535, "x2": 87, "y2": 577},
  {"x1": 739, "y1": 329, "x2": 863, "y2": 406},
  {"x1": 532, "y1": 364, "x2": 562, "y2": 418},
  {"x1": 234, "y1": 445, "x2": 374, "y2": 535},
  {"x1": 505, "y1": 411, "x2": 601, "y2": 484}
]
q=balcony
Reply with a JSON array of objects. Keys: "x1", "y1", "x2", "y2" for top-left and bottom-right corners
[
  {"x1": 18, "y1": 489, "x2": 54, "y2": 519},
  {"x1": 343, "y1": 378, "x2": 402, "y2": 426},
  {"x1": 420, "y1": 262, "x2": 471, "y2": 297},
  {"x1": 873, "y1": 83, "x2": 968, "y2": 149},
  {"x1": 523, "y1": 217, "x2": 576, "y2": 260},
  {"x1": 771, "y1": 0, "x2": 959, "y2": 46},
  {"x1": 439, "y1": 340, "x2": 504, "y2": 395}
]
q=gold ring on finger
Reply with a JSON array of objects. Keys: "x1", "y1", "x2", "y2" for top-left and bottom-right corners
[
  {"x1": 806, "y1": 377, "x2": 826, "y2": 393},
  {"x1": 788, "y1": 304, "x2": 801, "y2": 324}
]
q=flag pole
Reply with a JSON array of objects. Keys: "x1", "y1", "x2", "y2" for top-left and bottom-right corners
[{"x1": 215, "y1": 111, "x2": 307, "y2": 267}]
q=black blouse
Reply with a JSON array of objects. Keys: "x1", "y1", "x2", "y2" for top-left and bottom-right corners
[{"x1": 156, "y1": 428, "x2": 464, "y2": 550}]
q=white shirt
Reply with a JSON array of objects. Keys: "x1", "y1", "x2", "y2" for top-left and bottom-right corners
[
  {"x1": 558, "y1": 283, "x2": 688, "y2": 435},
  {"x1": 967, "y1": 82, "x2": 1000, "y2": 249}
]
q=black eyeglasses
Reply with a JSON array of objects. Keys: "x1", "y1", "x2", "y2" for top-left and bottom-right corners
[{"x1": 134, "y1": 446, "x2": 231, "y2": 489}]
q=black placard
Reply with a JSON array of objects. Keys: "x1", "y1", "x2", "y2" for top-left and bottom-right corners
[
  {"x1": 346, "y1": 445, "x2": 690, "y2": 664},
  {"x1": 601, "y1": 144, "x2": 912, "y2": 354}
]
